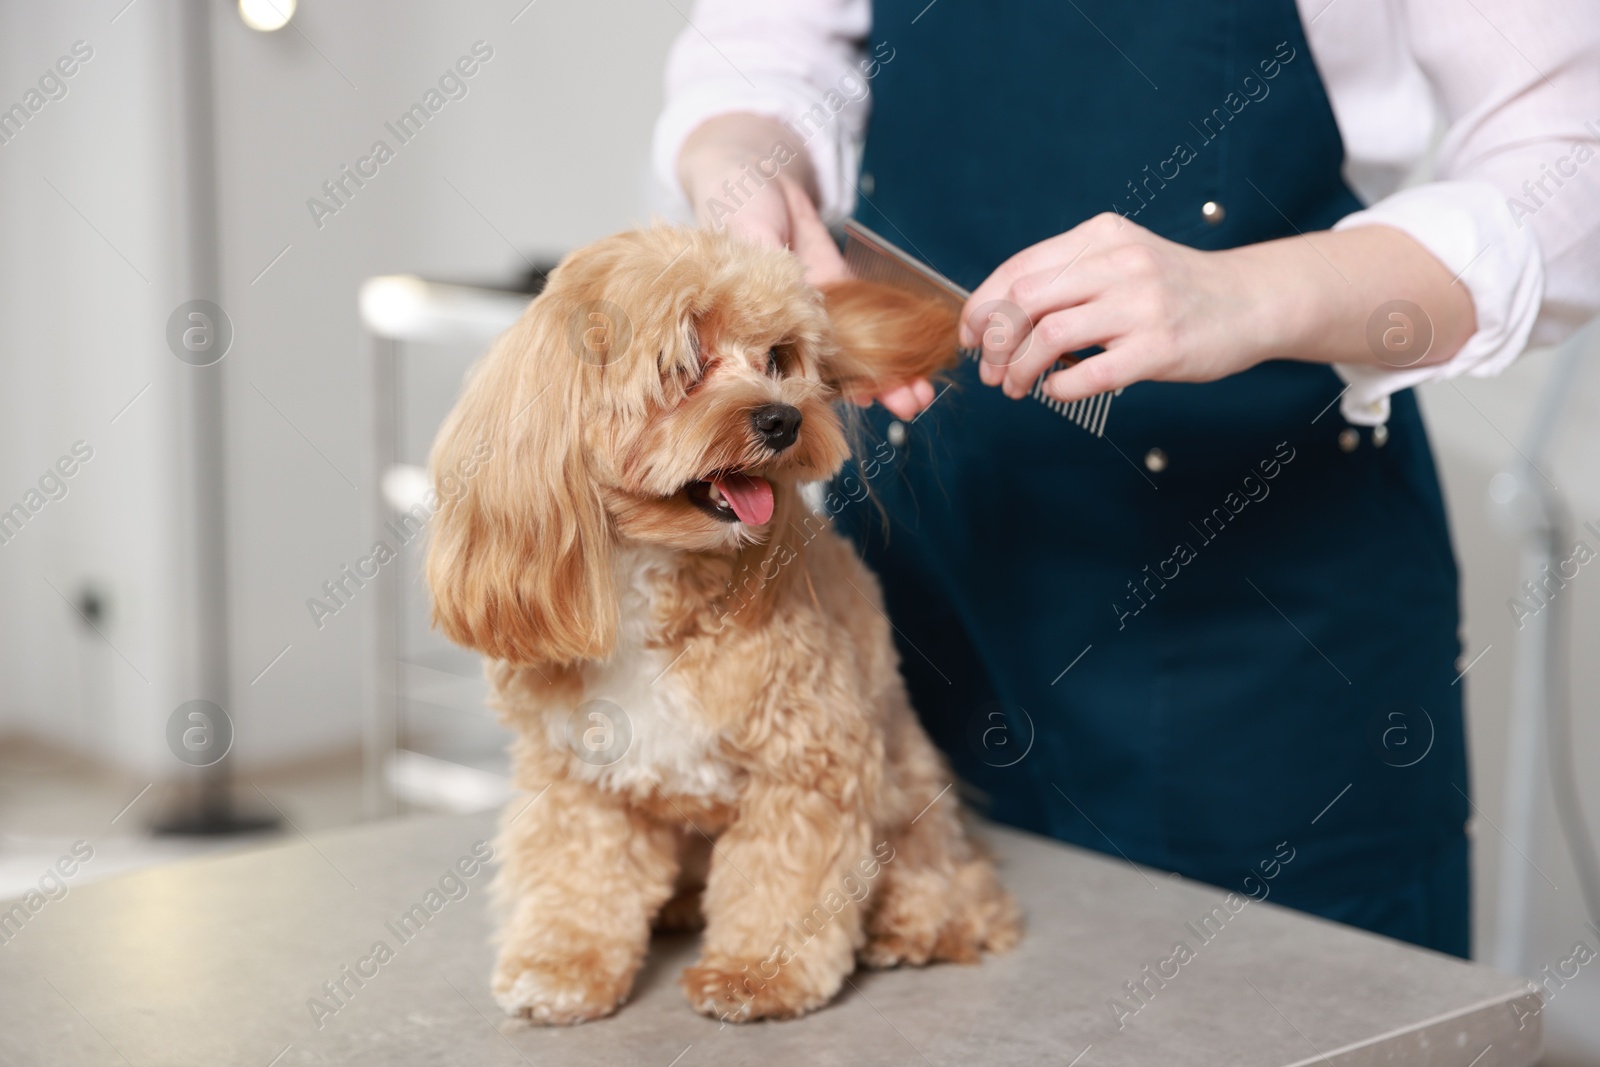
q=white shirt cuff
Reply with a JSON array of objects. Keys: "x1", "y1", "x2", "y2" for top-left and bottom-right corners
[{"x1": 1330, "y1": 180, "x2": 1544, "y2": 426}]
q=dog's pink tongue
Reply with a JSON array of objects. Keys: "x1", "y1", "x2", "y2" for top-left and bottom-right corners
[{"x1": 714, "y1": 474, "x2": 774, "y2": 525}]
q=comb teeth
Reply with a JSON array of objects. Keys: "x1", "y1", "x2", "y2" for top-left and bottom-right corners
[{"x1": 842, "y1": 219, "x2": 1116, "y2": 437}]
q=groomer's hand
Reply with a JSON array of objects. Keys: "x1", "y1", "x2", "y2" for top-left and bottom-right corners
[
  {"x1": 960, "y1": 213, "x2": 1276, "y2": 402},
  {"x1": 679, "y1": 113, "x2": 847, "y2": 284},
  {"x1": 679, "y1": 114, "x2": 933, "y2": 419},
  {"x1": 957, "y1": 211, "x2": 1476, "y2": 406}
]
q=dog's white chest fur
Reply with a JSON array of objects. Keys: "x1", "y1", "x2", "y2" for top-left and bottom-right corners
[{"x1": 549, "y1": 546, "x2": 739, "y2": 803}]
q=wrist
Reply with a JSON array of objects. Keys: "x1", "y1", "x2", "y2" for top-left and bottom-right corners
[
  {"x1": 1227, "y1": 227, "x2": 1476, "y2": 371},
  {"x1": 1212, "y1": 241, "x2": 1322, "y2": 367},
  {"x1": 677, "y1": 113, "x2": 815, "y2": 211}
]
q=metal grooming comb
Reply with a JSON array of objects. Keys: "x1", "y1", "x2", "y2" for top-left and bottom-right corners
[{"x1": 841, "y1": 218, "x2": 1117, "y2": 437}]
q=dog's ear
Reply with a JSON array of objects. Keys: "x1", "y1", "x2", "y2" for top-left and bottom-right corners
[
  {"x1": 817, "y1": 278, "x2": 962, "y2": 399},
  {"x1": 425, "y1": 290, "x2": 617, "y2": 667}
]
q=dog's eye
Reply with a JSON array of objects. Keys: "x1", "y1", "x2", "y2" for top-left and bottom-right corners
[{"x1": 765, "y1": 348, "x2": 781, "y2": 377}]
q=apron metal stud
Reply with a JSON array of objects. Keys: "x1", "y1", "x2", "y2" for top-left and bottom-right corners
[
  {"x1": 887, "y1": 420, "x2": 907, "y2": 447},
  {"x1": 1144, "y1": 448, "x2": 1168, "y2": 472},
  {"x1": 1201, "y1": 200, "x2": 1226, "y2": 225},
  {"x1": 1338, "y1": 428, "x2": 1360, "y2": 453}
]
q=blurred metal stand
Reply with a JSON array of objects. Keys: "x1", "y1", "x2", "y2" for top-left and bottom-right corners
[
  {"x1": 1488, "y1": 324, "x2": 1600, "y2": 971},
  {"x1": 359, "y1": 276, "x2": 532, "y2": 818},
  {"x1": 155, "y1": 0, "x2": 275, "y2": 835}
]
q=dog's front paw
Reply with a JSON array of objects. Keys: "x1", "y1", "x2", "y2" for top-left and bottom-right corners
[
  {"x1": 680, "y1": 957, "x2": 837, "y2": 1022},
  {"x1": 493, "y1": 949, "x2": 634, "y2": 1025},
  {"x1": 862, "y1": 860, "x2": 1023, "y2": 969}
]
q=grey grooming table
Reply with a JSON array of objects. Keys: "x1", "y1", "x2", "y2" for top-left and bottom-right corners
[{"x1": 0, "y1": 812, "x2": 1539, "y2": 1066}]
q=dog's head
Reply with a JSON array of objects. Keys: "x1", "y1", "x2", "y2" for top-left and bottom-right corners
[{"x1": 426, "y1": 226, "x2": 956, "y2": 666}]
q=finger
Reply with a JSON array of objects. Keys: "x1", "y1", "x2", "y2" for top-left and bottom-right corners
[
  {"x1": 1001, "y1": 304, "x2": 1123, "y2": 400},
  {"x1": 1005, "y1": 262, "x2": 1117, "y2": 326},
  {"x1": 799, "y1": 240, "x2": 848, "y2": 286},
  {"x1": 972, "y1": 300, "x2": 1038, "y2": 386},
  {"x1": 880, "y1": 379, "x2": 936, "y2": 420},
  {"x1": 1041, "y1": 346, "x2": 1152, "y2": 404},
  {"x1": 848, "y1": 380, "x2": 930, "y2": 415},
  {"x1": 780, "y1": 179, "x2": 849, "y2": 286},
  {"x1": 959, "y1": 213, "x2": 1137, "y2": 345},
  {"x1": 960, "y1": 237, "x2": 1080, "y2": 348},
  {"x1": 719, "y1": 199, "x2": 788, "y2": 249},
  {"x1": 975, "y1": 262, "x2": 1117, "y2": 388},
  {"x1": 878, "y1": 383, "x2": 926, "y2": 420}
]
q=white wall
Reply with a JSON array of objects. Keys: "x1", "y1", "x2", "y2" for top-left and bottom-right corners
[
  {"x1": 0, "y1": 0, "x2": 1597, "y2": 1058},
  {"x1": 0, "y1": 2, "x2": 198, "y2": 774}
]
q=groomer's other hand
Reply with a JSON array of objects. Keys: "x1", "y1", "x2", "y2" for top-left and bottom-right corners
[
  {"x1": 960, "y1": 213, "x2": 1263, "y2": 402},
  {"x1": 678, "y1": 114, "x2": 847, "y2": 286},
  {"x1": 959, "y1": 211, "x2": 1476, "y2": 404}
]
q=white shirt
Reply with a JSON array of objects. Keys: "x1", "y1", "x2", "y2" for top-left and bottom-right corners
[{"x1": 652, "y1": 0, "x2": 1600, "y2": 425}]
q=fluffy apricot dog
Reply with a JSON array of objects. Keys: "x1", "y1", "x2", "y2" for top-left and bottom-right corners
[{"x1": 427, "y1": 226, "x2": 1020, "y2": 1024}]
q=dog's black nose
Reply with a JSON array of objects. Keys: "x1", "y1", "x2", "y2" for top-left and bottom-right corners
[{"x1": 751, "y1": 403, "x2": 802, "y2": 451}]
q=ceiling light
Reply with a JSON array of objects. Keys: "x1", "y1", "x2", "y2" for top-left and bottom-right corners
[{"x1": 239, "y1": 0, "x2": 296, "y2": 32}]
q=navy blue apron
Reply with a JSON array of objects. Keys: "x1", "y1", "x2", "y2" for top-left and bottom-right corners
[{"x1": 840, "y1": 0, "x2": 1471, "y2": 956}]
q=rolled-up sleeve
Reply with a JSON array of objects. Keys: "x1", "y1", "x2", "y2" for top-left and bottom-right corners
[
  {"x1": 652, "y1": 0, "x2": 872, "y2": 222},
  {"x1": 1331, "y1": 0, "x2": 1600, "y2": 425}
]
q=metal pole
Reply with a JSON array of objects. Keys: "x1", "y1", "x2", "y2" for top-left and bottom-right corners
[
  {"x1": 364, "y1": 333, "x2": 400, "y2": 818},
  {"x1": 155, "y1": 0, "x2": 275, "y2": 834},
  {"x1": 1494, "y1": 536, "x2": 1551, "y2": 972},
  {"x1": 1490, "y1": 327, "x2": 1598, "y2": 970},
  {"x1": 181, "y1": 0, "x2": 231, "y2": 810}
]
